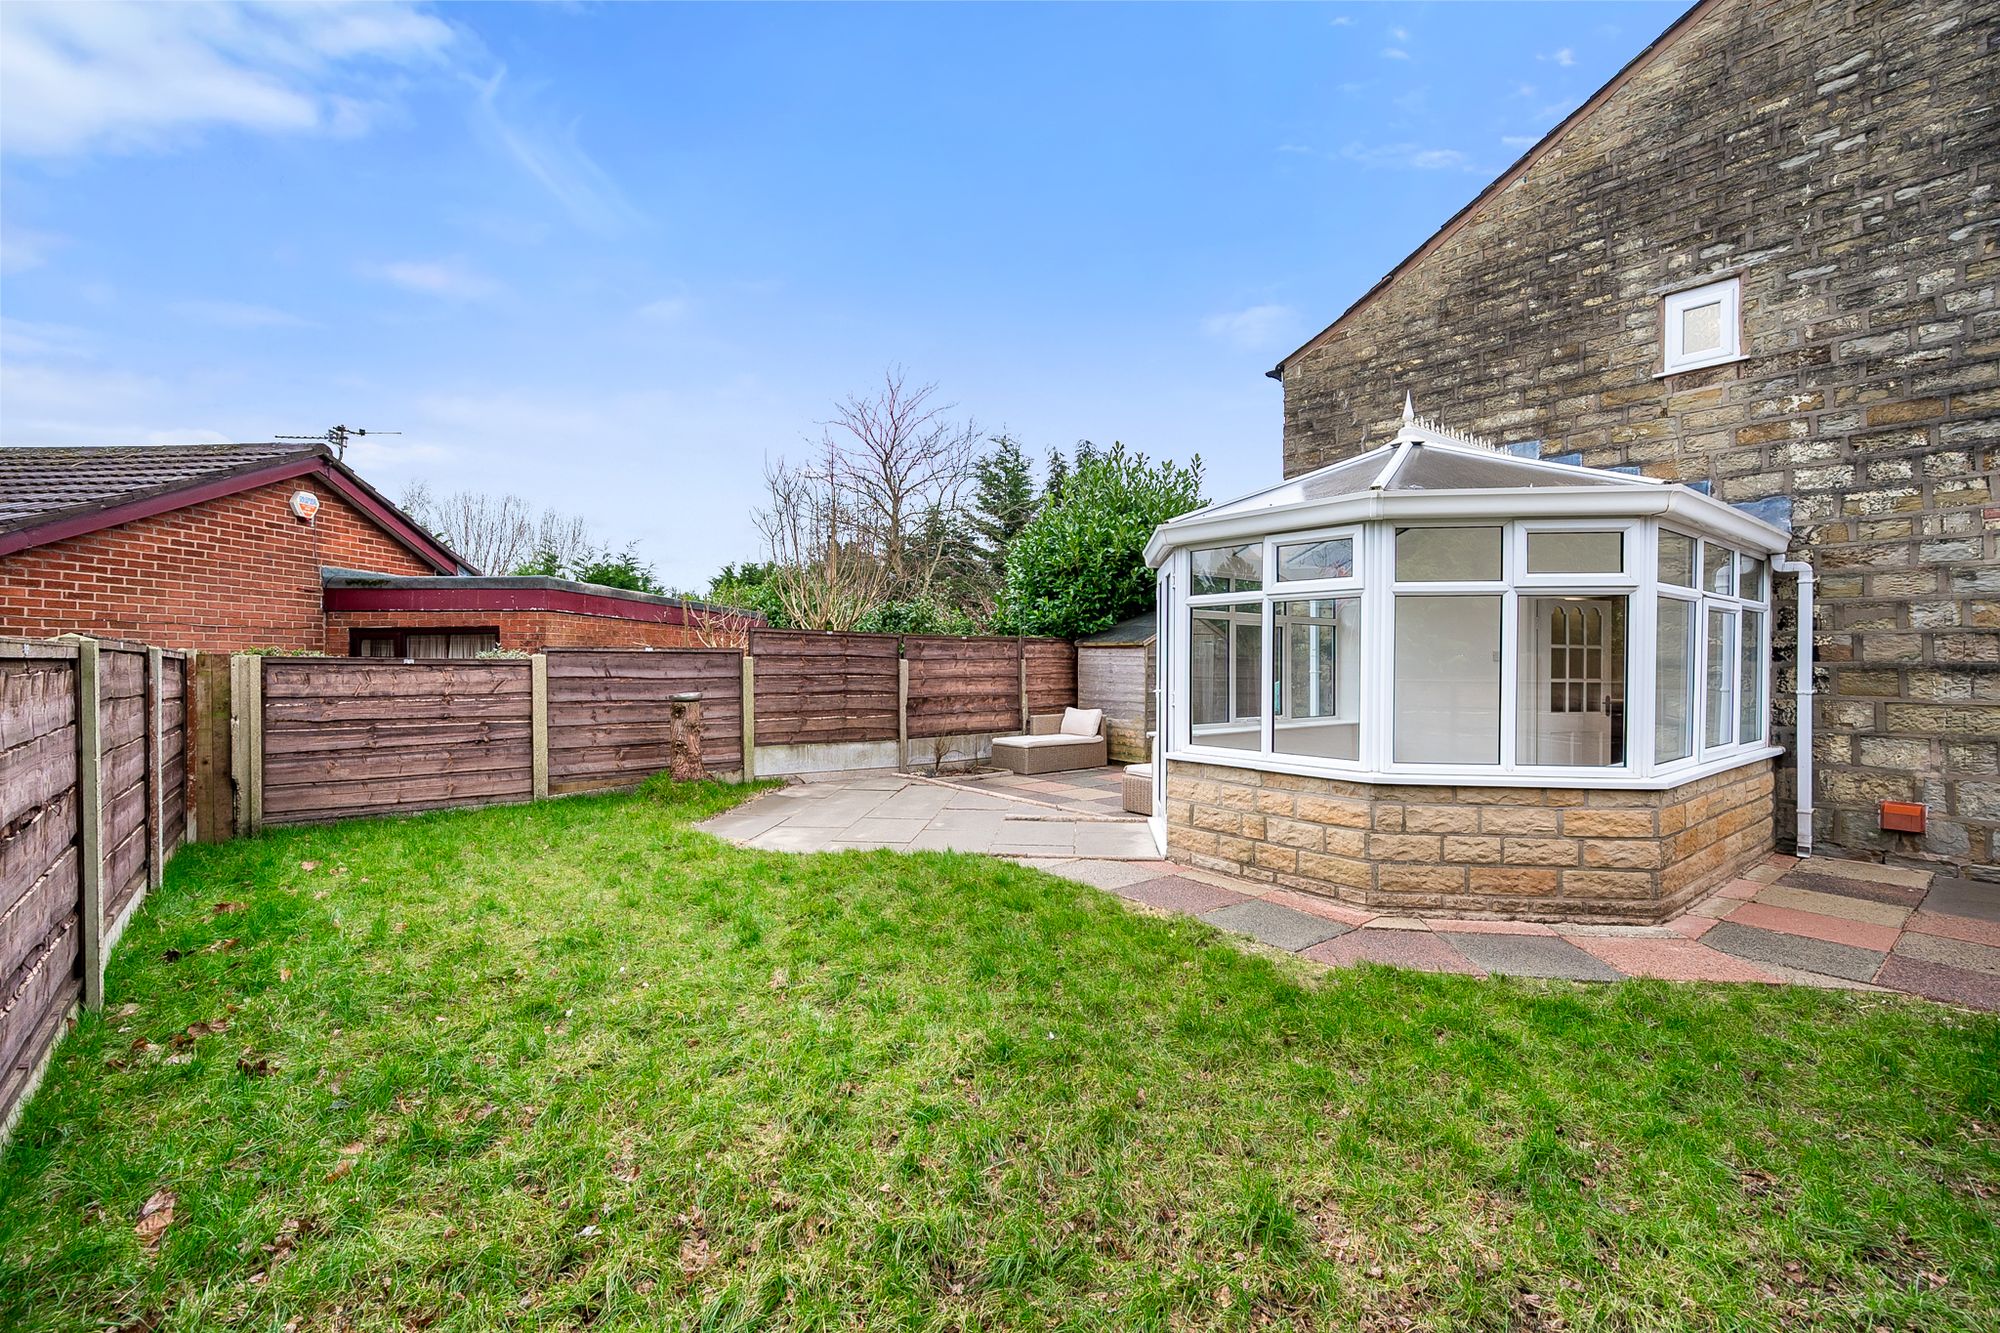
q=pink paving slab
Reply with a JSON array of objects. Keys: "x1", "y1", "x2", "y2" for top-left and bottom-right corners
[
  {"x1": 1572, "y1": 936, "x2": 1781, "y2": 983},
  {"x1": 1725, "y1": 901, "x2": 1901, "y2": 952}
]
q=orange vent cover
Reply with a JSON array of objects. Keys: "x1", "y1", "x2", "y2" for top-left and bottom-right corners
[{"x1": 1880, "y1": 801, "x2": 1926, "y2": 834}]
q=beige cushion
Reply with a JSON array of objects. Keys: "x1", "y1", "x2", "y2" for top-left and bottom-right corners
[
  {"x1": 994, "y1": 733, "x2": 1096, "y2": 750},
  {"x1": 1060, "y1": 707, "x2": 1103, "y2": 737}
]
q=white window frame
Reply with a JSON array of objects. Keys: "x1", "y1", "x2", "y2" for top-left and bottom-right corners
[
  {"x1": 1659, "y1": 277, "x2": 1743, "y2": 376},
  {"x1": 1165, "y1": 516, "x2": 1778, "y2": 789}
]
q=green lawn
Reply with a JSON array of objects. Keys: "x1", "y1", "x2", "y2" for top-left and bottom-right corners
[{"x1": 2, "y1": 780, "x2": 1995, "y2": 1332}]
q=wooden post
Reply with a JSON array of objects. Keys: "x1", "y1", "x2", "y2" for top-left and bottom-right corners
[
  {"x1": 230, "y1": 655, "x2": 264, "y2": 836},
  {"x1": 145, "y1": 646, "x2": 164, "y2": 891},
  {"x1": 191, "y1": 651, "x2": 232, "y2": 842},
  {"x1": 74, "y1": 637, "x2": 105, "y2": 1012},
  {"x1": 897, "y1": 657, "x2": 910, "y2": 772},
  {"x1": 181, "y1": 651, "x2": 198, "y2": 844},
  {"x1": 530, "y1": 654, "x2": 550, "y2": 800},
  {"x1": 1018, "y1": 639, "x2": 1030, "y2": 730},
  {"x1": 739, "y1": 654, "x2": 756, "y2": 781},
  {"x1": 667, "y1": 692, "x2": 704, "y2": 782}
]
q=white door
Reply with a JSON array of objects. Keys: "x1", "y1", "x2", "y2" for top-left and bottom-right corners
[{"x1": 1526, "y1": 598, "x2": 1615, "y2": 766}]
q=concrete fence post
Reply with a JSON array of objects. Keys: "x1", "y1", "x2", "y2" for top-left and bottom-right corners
[
  {"x1": 897, "y1": 657, "x2": 910, "y2": 772},
  {"x1": 530, "y1": 654, "x2": 550, "y2": 800},
  {"x1": 73, "y1": 637, "x2": 105, "y2": 1012},
  {"x1": 739, "y1": 654, "x2": 756, "y2": 781}
]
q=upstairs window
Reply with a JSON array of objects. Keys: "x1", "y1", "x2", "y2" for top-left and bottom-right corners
[{"x1": 1662, "y1": 277, "x2": 1741, "y2": 375}]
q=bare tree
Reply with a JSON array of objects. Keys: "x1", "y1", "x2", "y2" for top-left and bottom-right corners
[
  {"x1": 399, "y1": 482, "x2": 594, "y2": 576},
  {"x1": 754, "y1": 438, "x2": 889, "y2": 631},
  {"x1": 824, "y1": 368, "x2": 981, "y2": 600}
]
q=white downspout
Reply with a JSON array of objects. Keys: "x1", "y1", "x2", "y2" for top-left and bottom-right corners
[{"x1": 1771, "y1": 555, "x2": 1815, "y2": 859}]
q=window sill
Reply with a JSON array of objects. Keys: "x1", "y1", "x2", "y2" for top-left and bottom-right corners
[
  {"x1": 1163, "y1": 744, "x2": 1784, "y2": 791},
  {"x1": 1654, "y1": 353, "x2": 1749, "y2": 380}
]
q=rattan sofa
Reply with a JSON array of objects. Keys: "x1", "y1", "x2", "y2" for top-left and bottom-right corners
[{"x1": 991, "y1": 711, "x2": 1107, "y2": 775}]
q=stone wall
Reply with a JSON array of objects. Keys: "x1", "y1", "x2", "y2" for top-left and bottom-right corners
[
  {"x1": 1165, "y1": 759, "x2": 1776, "y2": 923},
  {"x1": 1275, "y1": 0, "x2": 1999, "y2": 874}
]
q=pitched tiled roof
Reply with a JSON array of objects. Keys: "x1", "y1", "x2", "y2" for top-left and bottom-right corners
[{"x1": 0, "y1": 443, "x2": 324, "y2": 531}]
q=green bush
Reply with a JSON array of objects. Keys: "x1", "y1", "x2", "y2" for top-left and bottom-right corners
[{"x1": 1000, "y1": 443, "x2": 1203, "y2": 638}]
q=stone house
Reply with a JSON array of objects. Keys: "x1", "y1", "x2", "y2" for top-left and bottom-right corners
[{"x1": 1145, "y1": 0, "x2": 1997, "y2": 919}]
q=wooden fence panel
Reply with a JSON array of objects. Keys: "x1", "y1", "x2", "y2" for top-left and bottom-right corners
[
  {"x1": 99, "y1": 648, "x2": 148, "y2": 927},
  {"x1": 191, "y1": 654, "x2": 232, "y2": 843},
  {"x1": 905, "y1": 637, "x2": 1021, "y2": 738},
  {"x1": 546, "y1": 649, "x2": 744, "y2": 791},
  {"x1": 1024, "y1": 638, "x2": 1078, "y2": 716},
  {"x1": 0, "y1": 646, "x2": 82, "y2": 1130},
  {"x1": 261, "y1": 660, "x2": 534, "y2": 823},
  {"x1": 749, "y1": 631, "x2": 901, "y2": 745},
  {"x1": 159, "y1": 655, "x2": 188, "y2": 849}
]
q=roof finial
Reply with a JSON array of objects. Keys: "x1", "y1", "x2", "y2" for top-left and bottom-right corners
[{"x1": 1402, "y1": 390, "x2": 1416, "y2": 425}]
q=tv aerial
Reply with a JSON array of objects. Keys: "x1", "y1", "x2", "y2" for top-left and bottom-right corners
[{"x1": 276, "y1": 425, "x2": 399, "y2": 461}]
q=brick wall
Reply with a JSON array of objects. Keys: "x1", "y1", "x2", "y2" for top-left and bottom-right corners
[
  {"x1": 324, "y1": 610, "x2": 733, "y2": 654},
  {"x1": 1277, "y1": 0, "x2": 1999, "y2": 873},
  {"x1": 0, "y1": 479, "x2": 434, "y2": 651},
  {"x1": 1166, "y1": 759, "x2": 1775, "y2": 923}
]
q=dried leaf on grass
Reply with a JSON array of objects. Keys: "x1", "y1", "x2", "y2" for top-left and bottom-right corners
[{"x1": 134, "y1": 1188, "x2": 175, "y2": 1251}]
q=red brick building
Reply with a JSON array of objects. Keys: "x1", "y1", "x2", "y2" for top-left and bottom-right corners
[{"x1": 0, "y1": 444, "x2": 751, "y2": 652}]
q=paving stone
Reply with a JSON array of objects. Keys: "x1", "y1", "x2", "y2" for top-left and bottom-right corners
[
  {"x1": 1905, "y1": 910, "x2": 2000, "y2": 949},
  {"x1": 1702, "y1": 921, "x2": 1885, "y2": 983},
  {"x1": 839, "y1": 817, "x2": 931, "y2": 844},
  {"x1": 1724, "y1": 902, "x2": 1900, "y2": 952},
  {"x1": 1778, "y1": 869, "x2": 1928, "y2": 908},
  {"x1": 1922, "y1": 876, "x2": 2000, "y2": 924},
  {"x1": 1438, "y1": 932, "x2": 1624, "y2": 982},
  {"x1": 1714, "y1": 878, "x2": 1764, "y2": 900},
  {"x1": 1872, "y1": 956, "x2": 2000, "y2": 1012},
  {"x1": 1200, "y1": 899, "x2": 1349, "y2": 952},
  {"x1": 1049, "y1": 858, "x2": 1170, "y2": 891},
  {"x1": 995, "y1": 820, "x2": 1081, "y2": 846},
  {"x1": 1668, "y1": 915, "x2": 1719, "y2": 940},
  {"x1": 1302, "y1": 929, "x2": 1484, "y2": 976},
  {"x1": 1755, "y1": 884, "x2": 1912, "y2": 928},
  {"x1": 1425, "y1": 918, "x2": 1558, "y2": 936},
  {"x1": 1891, "y1": 930, "x2": 2000, "y2": 978},
  {"x1": 1259, "y1": 887, "x2": 1376, "y2": 926},
  {"x1": 1117, "y1": 875, "x2": 1250, "y2": 915},
  {"x1": 1799, "y1": 858, "x2": 1933, "y2": 891},
  {"x1": 1571, "y1": 936, "x2": 1780, "y2": 983},
  {"x1": 1366, "y1": 915, "x2": 1432, "y2": 931}
]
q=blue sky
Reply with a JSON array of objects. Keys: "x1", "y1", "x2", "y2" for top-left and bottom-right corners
[{"x1": 0, "y1": 1, "x2": 1683, "y2": 589}]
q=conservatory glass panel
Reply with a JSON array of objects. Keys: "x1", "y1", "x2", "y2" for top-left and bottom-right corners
[
  {"x1": 1526, "y1": 530, "x2": 1623, "y2": 575},
  {"x1": 1517, "y1": 596, "x2": 1627, "y2": 767},
  {"x1": 1272, "y1": 597, "x2": 1360, "y2": 760},
  {"x1": 1394, "y1": 526, "x2": 1503, "y2": 582},
  {"x1": 1189, "y1": 602, "x2": 1261, "y2": 750},
  {"x1": 1705, "y1": 607, "x2": 1736, "y2": 747},
  {"x1": 1740, "y1": 610, "x2": 1764, "y2": 742},
  {"x1": 1704, "y1": 544, "x2": 1736, "y2": 596},
  {"x1": 1655, "y1": 597, "x2": 1695, "y2": 763},
  {"x1": 1191, "y1": 544, "x2": 1261, "y2": 596},
  {"x1": 1275, "y1": 536, "x2": 1355, "y2": 583},
  {"x1": 1393, "y1": 595, "x2": 1501, "y2": 764},
  {"x1": 1658, "y1": 531, "x2": 1696, "y2": 587}
]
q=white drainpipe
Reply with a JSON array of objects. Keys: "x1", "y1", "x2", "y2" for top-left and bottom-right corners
[{"x1": 1771, "y1": 555, "x2": 1815, "y2": 859}]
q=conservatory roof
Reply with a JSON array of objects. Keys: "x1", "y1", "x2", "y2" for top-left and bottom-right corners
[{"x1": 1147, "y1": 398, "x2": 1789, "y2": 565}]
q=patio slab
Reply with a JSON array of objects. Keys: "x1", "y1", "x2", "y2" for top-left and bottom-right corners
[
  {"x1": 1890, "y1": 930, "x2": 2000, "y2": 978},
  {"x1": 1872, "y1": 956, "x2": 2000, "y2": 1011},
  {"x1": 1723, "y1": 901, "x2": 1900, "y2": 952},
  {"x1": 1754, "y1": 884, "x2": 1912, "y2": 928},
  {"x1": 1117, "y1": 875, "x2": 1251, "y2": 915},
  {"x1": 1303, "y1": 929, "x2": 1485, "y2": 976},
  {"x1": 1571, "y1": 936, "x2": 1780, "y2": 983},
  {"x1": 1922, "y1": 875, "x2": 2000, "y2": 924},
  {"x1": 1199, "y1": 899, "x2": 1349, "y2": 953},
  {"x1": 1701, "y1": 921, "x2": 1885, "y2": 984},
  {"x1": 1436, "y1": 932, "x2": 1623, "y2": 982}
]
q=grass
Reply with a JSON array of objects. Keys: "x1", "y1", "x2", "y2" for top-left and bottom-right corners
[{"x1": 1, "y1": 778, "x2": 1995, "y2": 1332}]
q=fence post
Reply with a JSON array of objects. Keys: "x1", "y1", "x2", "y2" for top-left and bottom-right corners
[
  {"x1": 182, "y1": 651, "x2": 198, "y2": 844},
  {"x1": 667, "y1": 692, "x2": 704, "y2": 782},
  {"x1": 145, "y1": 646, "x2": 164, "y2": 892},
  {"x1": 1019, "y1": 639, "x2": 1029, "y2": 730},
  {"x1": 739, "y1": 654, "x2": 756, "y2": 781},
  {"x1": 530, "y1": 654, "x2": 549, "y2": 800},
  {"x1": 897, "y1": 657, "x2": 910, "y2": 771},
  {"x1": 230, "y1": 654, "x2": 264, "y2": 836},
  {"x1": 74, "y1": 637, "x2": 105, "y2": 1012}
]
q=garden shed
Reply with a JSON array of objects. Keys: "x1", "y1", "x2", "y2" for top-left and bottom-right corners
[
  {"x1": 1142, "y1": 402, "x2": 1801, "y2": 923},
  {"x1": 1077, "y1": 611, "x2": 1156, "y2": 763}
]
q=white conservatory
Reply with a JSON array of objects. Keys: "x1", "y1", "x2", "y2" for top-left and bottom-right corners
[{"x1": 1143, "y1": 404, "x2": 1801, "y2": 922}]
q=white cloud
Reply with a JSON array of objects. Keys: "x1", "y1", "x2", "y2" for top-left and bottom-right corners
[
  {"x1": 1381, "y1": 47, "x2": 1410, "y2": 61},
  {"x1": 172, "y1": 299, "x2": 316, "y2": 329},
  {"x1": 358, "y1": 258, "x2": 502, "y2": 301},
  {"x1": 1514, "y1": 82, "x2": 1538, "y2": 99},
  {"x1": 0, "y1": 317, "x2": 92, "y2": 359},
  {"x1": 1501, "y1": 135, "x2": 1538, "y2": 149},
  {"x1": 1539, "y1": 47, "x2": 1577, "y2": 67},
  {"x1": 1329, "y1": 16, "x2": 1353, "y2": 27},
  {"x1": 1201, "y1": 304, "x2": 1299, "y2": 351},
  {"x1": 1388, "y1": 26, "x2": 1410, "y2": 42},
  {"x1": 470, "y1": 69, "x2": 641, "y2": 235},
  {"x1": 1341, "y1": 142, "x2": 1474, "y2": 172},
  {"x1": 635, "y1": 296, "x2": 692, "y2": 323},
  {"x1": 0, "y1": 220, "x2": 65, "y2": 273},
  {"x1": 0, "y1": 1, "x2": 455, "y2": 157},
  {"x1": 1275, "y1": 143, "x2": 1315, "y2": 155}
]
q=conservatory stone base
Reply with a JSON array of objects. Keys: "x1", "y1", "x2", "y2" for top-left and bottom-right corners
[{"x1": 1164, "y1": 759, "x2": 1775, "y2": 924}]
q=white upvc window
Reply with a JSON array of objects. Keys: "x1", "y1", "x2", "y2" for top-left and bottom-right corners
[{"x1": 1661, "y1": 277, "x2": 1742, "y2": 375}]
